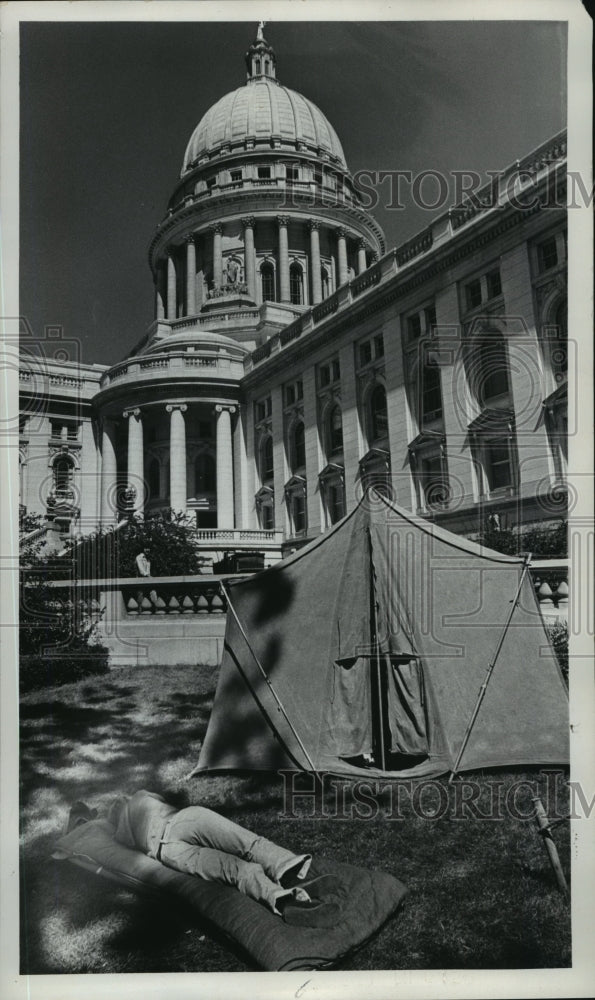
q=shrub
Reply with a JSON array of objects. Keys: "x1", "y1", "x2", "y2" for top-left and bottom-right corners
[
  {"x1": 69, "y1": 511, "x2": 204, "y2": 578},
  {"x1": 20, "y1": 519, "x2": 110, "y2": 693},
  {"x1": 548, "y1": 619, "x2": 569, "y2": 687},
  {"x1": 478, "y1": 519, "x2": 567, "y2": 558}
]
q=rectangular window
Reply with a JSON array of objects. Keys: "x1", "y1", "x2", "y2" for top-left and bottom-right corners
[
  {"x1": 486, "y1": 269, "x2": 502, "y2": 299},
  {"x1": 407, "y1": 314, "x2": 422, "y2": 340},
  {"x1": 255, "y1": 398, "x2": 271, "y2": 423},
  {"x1": 258, "y1": 166, "x2": 271, "y2": 180},
  {"x1": 292, "y1": 493, "x2": 307, "y2": 534},
  {"x1": 260, "y1": 504, "x2": 274, "y2": 530},
  {"x1": 332, "y1": 359, "x2": 341, "y2": 382},
  {"x1": 297, "y1": 379, "x2": 303, "y2": 400},
  {"x1": 479, "y1": 338, "x2": 510, "y2": 401},
  {"x1": 424, "y1": 305, "x2": 437, "y2": 332},
  {"x1": 485, "y1": 440, "x2": 513, "y2": 492},
  {"x1": 230, "y1": 169, "x2": 242, "y2": 183},
  {"x1": 328, "y1": 483, "x2": 345, "y2": 525},
  {"x1": 421, "y1": 453, "x2": 448, "y2": 508},
  {"x1": 66, "y1": 424, "x2": 79, "y2": 441},
  {"x1": 286, "y1": 165, "x2": 299, "y2": 182},
  {"x1": 285, "y1": 385, "x2": 295, "y2": 406},
  {"x1": 359, "y1": 341, "x2": 372, "y2": 367},
  {"x1": 421, "y1": 360, "x2": 443, "y2": 424},
  {"x1": 538, "y1": 237, "x2": 558, "y2": 273},
  {"x1": 50, "y1": 420, "x2": 62, "y2": 438},
  {"x1": 465, "y1": 278, "x2": 482, "y2": 310},
  {"x1": 206, "y1": 177, "x2": 216, "y2": 189},
  {"x1": 374, "y1": 334, "x2": 384, "y2": 358},
  {"x1": 320, "y1": 365, "x2": 331, "y2": 387}
]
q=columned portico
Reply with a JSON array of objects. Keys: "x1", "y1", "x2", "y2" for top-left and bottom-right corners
[
  {"x1": 167, "y1": 254, "x2": 177, "y2": 319},
  {"x1": 124, "y1": 407, "x2": 144, "y2": 514},
  {"x1": 100, "y1": 418, "x2": 117, "y2": 526},
  {"x1": 357, "y1": 239, "x2": 368, "y2": 274},
  {"x1": 167, "y1": 403, "x2": 188, "y2": 513},
  {"x1": 309, "y1": 221, "x2": 322, "y2": 304},
  {"x1": 242, "y1": 217, "x2": 257, "y2": 300},
  {"x1": 212, "y1": 223, "x2": 223, "y2": 288},
  {"x1": 277, "y1": 216, "x2": 290, "y2": 302},
  {"x1": 155, "y1": 263, "x2": 165, "y2": 319},
  {"x1": 186, "y1": 236, "x2": 197, "y2": 314},
  {"x1": 337, "y1": 228, "x2": 348, "y2": 286},
  {"x1": 215, "y1": 404, "x2": 236, "y2": 528}
]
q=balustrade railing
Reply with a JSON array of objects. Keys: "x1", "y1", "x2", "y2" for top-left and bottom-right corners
[
  {"x1": 124, "y1": 579, "x2": 227, "y2": 616},
  {"x1": 530, "y1": 560, "x2": 568, "y2": 619}
]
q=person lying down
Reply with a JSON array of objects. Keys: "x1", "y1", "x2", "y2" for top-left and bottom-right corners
[{"x1": 91, "y1": 789, "x2": 342, "y2": 928}]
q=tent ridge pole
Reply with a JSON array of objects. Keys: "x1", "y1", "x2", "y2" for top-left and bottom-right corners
[
  {"x1": 220, "y1": 581, "x2": 318, "y2": 772},
  {"x1": 448, "y1": 552, "x2": 533, "y2": 784}
]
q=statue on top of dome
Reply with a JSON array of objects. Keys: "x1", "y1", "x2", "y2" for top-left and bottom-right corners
[{"x1": 257, "y1": 21, "x2": 266, "y2": 42}]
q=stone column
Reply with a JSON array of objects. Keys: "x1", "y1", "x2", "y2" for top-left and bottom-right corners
[
  {"x1": 167, "y1": 253, "x2": 177, "y2": 320},
  {"x1": 185, "y1": 235, "x2": 197, "y2": 315},
  {"x1": 215, "y1": 404, "x2": 236, "y2": 529},
  {"x1": 155, "y1": 261, "x2": 165, "y2": 320},
  {"x1": 277, "y1": 215, "x2": 290, "y2": 302},
  {"x1": 100, "y1": 418, "x2": 117, "y2": 526},
  {"x1": 337, "y1": 228, "x2": 348, "y2": 286},
  {"x1": 167, "y1": 403, "x2": 187, "y2": 514},
  {"x1": 211, "y1": 223, "x2": 223, "y2": 289},
  {"x1": 309, "y1": 221, "x2": 322, "y2": 304},
  {"x1": 124, "y1": 408, "x2": 144, "y2": 514},
  {"x1": 357, "y1": 239, "x2": 368, "y2": 274},
  {"x1": 242, "y1": 217, "x2": 256, "y2": 300}
]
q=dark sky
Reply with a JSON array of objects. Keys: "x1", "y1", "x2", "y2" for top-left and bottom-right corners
[{"x1": 20, "y1": 19, "x2": 567, "y2": 367}]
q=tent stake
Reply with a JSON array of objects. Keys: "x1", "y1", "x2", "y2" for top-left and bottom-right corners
[
  {"x1": 219, "y1": 580, "x2": 318, "y2": 773},
  {"x1": 532, "y1": 795, "x2": 569, "y2": 899},
  {"x1": 448, "y1": 552, "x2": 532, "y2": 784}
]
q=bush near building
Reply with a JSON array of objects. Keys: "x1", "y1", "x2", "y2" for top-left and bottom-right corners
[
  {"x1": 478, "y1": 520, "x2": 567, "y2": 558},
  {"x1": 20, "y1": 517, "x2": 109, "y2": 693},
  {"x1": 68, "y1": 511, "x2": 205, "y2": 579}
]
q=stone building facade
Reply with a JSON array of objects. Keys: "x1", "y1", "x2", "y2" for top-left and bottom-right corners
[{"x1": 19, "y1": 26, "x2": 568, "y2": 559}]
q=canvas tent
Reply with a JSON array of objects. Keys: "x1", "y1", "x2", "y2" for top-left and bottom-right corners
[{"x1": 194, "y1": 491, "x2": 568, "y2": 779}]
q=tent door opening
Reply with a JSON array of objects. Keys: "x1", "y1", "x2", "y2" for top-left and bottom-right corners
[{"x1": 337, "y1": 654, "x2": 429, "y2": 772}]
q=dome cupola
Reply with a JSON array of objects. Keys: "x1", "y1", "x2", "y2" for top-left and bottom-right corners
[{"x1": 245, "y1": 21, "x2": 277, "y2": 82}]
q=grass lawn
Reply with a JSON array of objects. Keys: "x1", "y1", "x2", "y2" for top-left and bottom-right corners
[{"x1": 20, "y1": 664, "x2": 571, "y2": 973}]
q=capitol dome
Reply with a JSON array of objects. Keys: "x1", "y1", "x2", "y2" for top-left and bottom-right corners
[{"x1": 182, "y1": 79, "x2": 347, "y2": 175}]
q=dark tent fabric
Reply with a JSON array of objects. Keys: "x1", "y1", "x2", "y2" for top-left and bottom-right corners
[{"x1": 195, "y1": 491, "x2": 568, "y2": 778}]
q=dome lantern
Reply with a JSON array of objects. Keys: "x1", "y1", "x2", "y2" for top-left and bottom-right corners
[{"x1": 245, "y1": 21, "x2": 277, "y2": 82}]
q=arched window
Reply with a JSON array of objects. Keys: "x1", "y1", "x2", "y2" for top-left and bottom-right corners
[
  {"x1": 195, "y1": 453, "x2": 215, "y2": 494},
  {"x1": 148, "y1": 458, "x2": 160, "y2": 498},
  {"x1": 552, "y1": 299, "x2": 567, "y2": 381},
  {"x1": 370, "y1": 384, "x2": 388, "y2": 442},
  {"x1": 476, "y1": 333, "x2": 510, "y2": 405},
  {"x1": 260, "y1": 436, "x2": 274, "y2": 483},
  {"x1": 328, "y1": 405, "x2": 343, "y2": 457},
  {"x1": 290, "y1": 262, "x2": 303, "y2": 305},
  {"x1": 321, "y1": 266, "x2": 331, "y2": 300},
  {"x1": 292, "y1": 421, "x2": 306, "y2": 471},
  {"x1": 261, "y1": 262, "x2": 275, "y2": 302},
  {"x1": 53, "y1": 455, "x2": 74, "y2": 490}
]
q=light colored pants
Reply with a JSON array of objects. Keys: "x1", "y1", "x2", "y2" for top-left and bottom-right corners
[{"x1": 159, "y1": 805, "x2": 311, "y2": 914}]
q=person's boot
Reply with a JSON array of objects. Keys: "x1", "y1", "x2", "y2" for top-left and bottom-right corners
[{"x1": 65, "y1": 801, "x2": 98, "y2": 834}]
